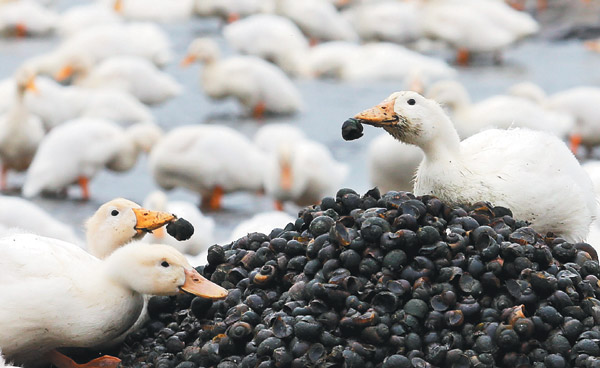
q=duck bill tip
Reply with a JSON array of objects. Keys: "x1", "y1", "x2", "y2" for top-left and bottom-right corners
[{"x1": 180, "y1": 268, "x2": 228, "y2": 299}]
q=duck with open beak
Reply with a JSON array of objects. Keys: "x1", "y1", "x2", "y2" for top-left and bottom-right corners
[
  {"x1": 342, "y1": 98, "x2": 400, "y2": 141},
  {"x1": 132, "y1": 207, "x2": 176, "y2": 236}
]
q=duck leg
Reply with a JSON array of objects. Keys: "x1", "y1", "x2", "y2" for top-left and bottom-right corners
[
  {"x1": 274, "y1": 200, "x2": 285, "y2": 211},
  {"x1": 537, "y1": 0, "x2": 547, "y2": 12},
  {"x1": 252, "y1": 101, "x2": 267, "y2": 120},
  {"x1": 15, "y1": 23, "x2": 27, "y2": 37},
  {"x1": 45, "y1": 350, "x2": 121, "y2": 368},
  {"x1": 227, "y1": 12, "x2": 240, "y2": 23},
  {"x1": 1, "y1": 166, "x2": 7, "y2": 191},
  {"x1": 201, "y1": 186, "x2": 224, "y2": 211},
  {"x1": 569, "y1": 134, "x2": 582, "y2": 155},
  {"x1": 78, "y1": 176, "x2": 90, "y2": 201},
  {"x1": 456, "y1": 48, "x2": 470, "y2": 66}
]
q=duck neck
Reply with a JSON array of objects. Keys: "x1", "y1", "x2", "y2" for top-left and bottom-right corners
[{"x1": 418, "y1": 116, "x2": 462, "y2": 163}]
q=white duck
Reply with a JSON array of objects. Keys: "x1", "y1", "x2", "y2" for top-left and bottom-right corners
[
  {"x1": 262, "y1": 138, "x2": 349, "y2": 209},
  {"x1": 193, "y1": 0, "x2": 273, "y2": 22},
  {"x1": 351, "y1": 91, "x2": 597, "y2": 242},
  {"x1": 114, "y1": 0, "x2": 194, "y2": 22},
  {"x1": 274, "y1": 0, "x2": 359, "y2": 43},
  {"x1": 182, "y1": 37, "x2": 303, "y2": 118},
  {"x1": 58, "y1": 55, "x2": 182, "y2": 105},
  {"x1": 420, "y1": 0, "x2": 516, "y2": 64},
  {"x1": 341, "y1": 1, "x2": 424, "y2": 44},
  {"x1": 0, "y1": 0, "x2": 57, "y2": 37},
  {"x1": 22, "y1": 119, "x2": 162, "y2": 200},
  {"x1": 0, "y1": 195, "x2": 81, "y2": 245},
  {"x1": 509, "y1": 82, "x2": 600, "y2": 154},
  {"x1": 223, "y1": 14, "x2": 310, "y2": 78},
  {"x1": 368, "y1": 133, "x2": 423, "y2": 193},
  {"x1": 343, "y1": 42, "x2": 456, "y2": 82},
  {"x1": 426, "y1": 80, "x2": 574, "y2": 140},
  {"x1": 24, "y1": 22, "x2": 173, "y2": 75},
  {"x1": 56, "y1": 0, "x2": 123, "y2": 37},
  {"x1": 149, "y1": 125, "x2": 267, "y2": 210},
  {"x1": 142, "y1": 190, "x2": 216, "y2": 256},
  {"x1": 306, "y1": 41, "x2": 455, "y2": 82},
  {"x1": 24, "y1": 76, "x2": 153, "y2": 129},
  {"x1": 0, "y1": 68, "x2": 45, "y2": 191},
  {"x1": 0, "y1": 236, "x2": 227, "y2": 368}
]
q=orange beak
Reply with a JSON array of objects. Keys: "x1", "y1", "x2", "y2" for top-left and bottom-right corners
[
  {"x1": 180, "y1": 55, "x2": 196, "y2": 67},
  {"x1": 180, "y1": 268, "x2": 228, "y2": 299},
  {"x1": 280, "y1": 160, "x2": 293, "y2": 191},
  {"x1": 132, "y1": 207, "x2": 176, "y2": 235},
  {"x1": 113, "y1": 0, "x2": 123, "y2": 12},
  {"x1": 55, "y1": 65, "x2": 74, "y2": 82},
  {"x1": 25, "y1": 76, "x2": 38, "y2": 94},
  {"x1": 354, "y1": 99, "x2": 399, "y2": 127}
]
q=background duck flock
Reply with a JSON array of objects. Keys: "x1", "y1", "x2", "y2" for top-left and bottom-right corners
[{"x1": 3, "y1": 0, "x2": 600, "y2": 367}]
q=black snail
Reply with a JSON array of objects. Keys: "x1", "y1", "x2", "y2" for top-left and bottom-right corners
[{"x1": 119, "y1": 188, "x2": 600, "y2": 368}]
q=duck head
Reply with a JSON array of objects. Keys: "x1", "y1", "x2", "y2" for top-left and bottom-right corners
[
  {"x1": 181, "y1": 38, "x2": 220, "y2": 66},
  {"x1": 86, "y1": 198, "x2": 176, "y2": 259},
  {"x1": 55, "y1": 54, "x2": 93, "y2": 82},
  {"x1": 14, "y1": 67, "x2": 38, "y2": 96},
  {"x1": 106, "y1": 242, "x2": 228, "y2": 299}
]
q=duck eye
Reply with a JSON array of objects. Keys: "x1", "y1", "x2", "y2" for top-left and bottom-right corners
[
  {"x1": 161, "y1": 261, "x2": 170, "y2": 268},
  {"x1": 407, "y1": 99, "x2": 416, "y2": 105},
  {"x1": 111, "y1": 210, "x2": 119, "y2": 216}
]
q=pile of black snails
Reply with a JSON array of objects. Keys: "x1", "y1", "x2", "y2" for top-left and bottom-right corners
[{"x1": 118, "y1": 188, "x2": 600, "y2": 368}]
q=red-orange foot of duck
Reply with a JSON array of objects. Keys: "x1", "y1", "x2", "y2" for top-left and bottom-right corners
[
  {"x1": 227, "y1": 12, "x2": 240, "y2": 23},
  {"x1": 570, "y1": 134, "x2": 583, "y2": 155},
  {"x1": 252, "y1": 101, "x2": 267, "y2": 120},
  {"x1": 15, "y1": 23, "x2": 27, "y2": 38},
  {"x1": 0, "y1": 166, "x2": 7, "y2": 191},
  {"x1": 537, "y1": 0, "x2": 548, "y2": 12},
  {"x1": 46, "y1": 350, "x2": 121, "y2": 368},
  {"x1": 78, "y1": 176, "x2": 90, "y2": 201},
  {"x1": 309, "y1": 37, "x2": 319, "y2": 47},
  {"x1": 202, "y1": 186, "x2": 224, "y2": 211},
  {"x1": 456, "y1": 48, "x2": 470, "y2": 66},
  {"x1": 507, "y1": 0, "x2": 525, "y2": 10},
  {"x1": 274, "y1": 200, "x2": 285, "y2": 211}
]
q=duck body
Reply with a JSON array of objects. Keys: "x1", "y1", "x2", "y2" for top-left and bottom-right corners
[
  {"x1": 415, "y1": 128, "x2": 595, "y2": 241},
  {"x1": 342, "y1": 1, "x2": 423, "y2": 44},
  {"x1": 0, "y1": 69, "x2": 44, "y2": 187},
  {"x1": 24, "y1": 77, "x2": 153, "y2": 129},
  {"x1": 56, "y1": 2, "x2": 122, "y2": 37},
  {"x1": 77, "y1": 56, "x2": 182, "y2": 105},
  {"x1": 117, "y1": 0, "x2": 194, "y2": 22},
  {"x1": 547, "y1": 87, "x2": 600, "y2": 148},
  {"x1": 0, "y1": 0, "x2": 57, "y2": 37},
  {"x1": 0, "y1": 235, "x2": 143, "y2": 366},
  {"x1": 353, "y1": 91, "x2": 597, "y2": 242},
  {"x1": 421, "y1": 0, "x2": 514, "y2": 54},
  {"x1": 0, "y1": 195, "x2": 80, "y2": 245},
  {"x1": 223, "y1": 14, "x2": 310, "y2": 77},
  {"x1": 202, "y1": 55, "x2": 302, "y2": 116},
  {"x1": 276, "y1": 0, "x2": 358, "y2": 42},
  {"x1": 22, "y1": 119, "x2": 161, "y2": 198},
  {"x1": 149, "y1": 125, "x2": 266, "y2": 199}
]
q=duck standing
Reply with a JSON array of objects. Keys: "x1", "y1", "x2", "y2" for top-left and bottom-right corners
[
  {"x1": 0, "y1": 68, "x2": 44, "y2": 191},
  {"x1": 346, "y1": 91, "x2": 597, "y2": 242}
]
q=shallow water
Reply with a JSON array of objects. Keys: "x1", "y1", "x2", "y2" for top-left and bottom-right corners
[{"x1": 1, "y1": 0, "x2": 600, "y2": 244}]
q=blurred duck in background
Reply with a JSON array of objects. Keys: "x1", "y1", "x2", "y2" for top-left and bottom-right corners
[
  {"x1": 0, "y1": 67, "x2": 44, "y2": 191},
  {"x1": 182, "y1": 37, "x2": 303, "y2": 119},
  {"x1": 22, "y1": 119, "x2": 162, "y2": 200},
  {"x1": 149, "y1": 125, "x2": 267, "y2": 211}
]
